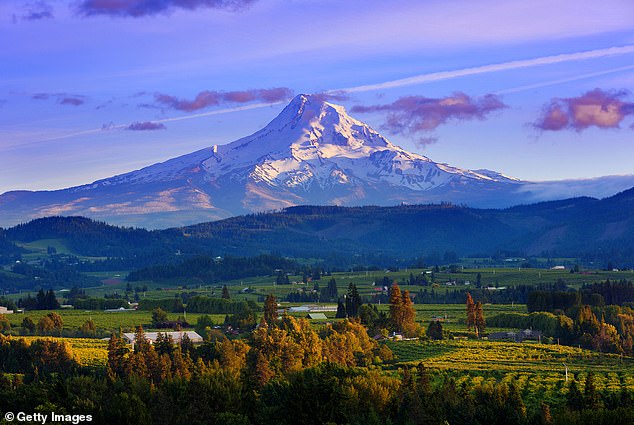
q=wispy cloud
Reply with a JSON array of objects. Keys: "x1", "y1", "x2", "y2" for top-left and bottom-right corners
[
  {"x1": 310, "y1": 91, "x2": 350, "y2": 103},
  {"x1": 7, "y1": 101, "x2": 286, "y2": 150},
  {"x1": 494, "y1": 65, "x2": 634, "y2": 95},
  {"x1": 32, "y1": 92, "x2": 87, "y2": 106},
  {"x1": 352, "y1": 93, "x2": 506, "y2": 138},
  {"x1": 534, "y1": 88, "x2": 634, "y2": 131},
  {"x1": 76, "y1": 0, "x2": 257, "y2": 18},
  {"x1": 152, "y1": 87, "x2": 293, "y2": 112},
  {"x1": 334, "y1": 45, "x2": 634, "y2": 94},
  {"x1": 20, "y1": 1, "x2": 54, "y2": 21},
  {"x1": 126, "y1": 121, "x2": 166, "y2": 131}
]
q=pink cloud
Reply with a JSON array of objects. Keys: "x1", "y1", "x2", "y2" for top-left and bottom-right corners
[
  {"x1": 76, "y1": 0, "x2": 257, "y2": 18},
  {"x1": 534, "y1": 89, "x2": 634, "y2": 131},
  {"x1": 127, "y1": 121, "x2": 166, "y2": 131},
  {"x1": 351, "y1": 92, "x2": 506, "y2": 135},
  {"x1": 59, "y1": 97, "x2": 85, "y2": 106},
  {"x1": 153, "y1": 87, "x2": 293, "y2": 112},
  {"x1": 32, "y1": 92, "x2": 86, "y2": 106}
]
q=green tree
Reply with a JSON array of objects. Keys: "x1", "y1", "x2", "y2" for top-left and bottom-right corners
[
  {"x1": 584, "y1": 371, "x2": 602, "y2": 410},
  {"x1": 21, "y1": 316, "x2": 35, "y2": 333},
  {"x1": 151, "y1": 307, "x2": 168, "y2": 327},
  {"x1": 195, "y1": 315, "x2": 215, "y2": 339},
  {"x1": 276, "y1": 271, "x2": 290, "y2": 285},
  {"x1": 221, "y1": 285, "x2": 231, "y2": 299},
  {"x1": 345, "y1": 283, "x2": 362, "y2": 318},
  {"x1": 335, "y1": 298, "x2": 347, "y2": 318},
  {"x1": 427, "y1": 320, "x2": 443, "y2": 340}
]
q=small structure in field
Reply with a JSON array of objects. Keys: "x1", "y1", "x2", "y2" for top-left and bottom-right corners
[{"x1": 305, "y1": 313, "x2": 328, "y2": 320}]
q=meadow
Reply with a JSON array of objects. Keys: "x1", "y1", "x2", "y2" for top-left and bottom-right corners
[
  {"x1": 68, "y1": 266, "x2": 634, "y2": 307},
  {"x1": 7, "y1": 310, "x2": 227, "y2": 333}
]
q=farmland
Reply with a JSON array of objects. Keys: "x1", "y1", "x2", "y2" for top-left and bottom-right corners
[
  {"x1": 386, "y1": 338, "x2": 634, "y2": 409},
  {"x1": 61, "y1": 266, "x2": 634, "y2": 305}
]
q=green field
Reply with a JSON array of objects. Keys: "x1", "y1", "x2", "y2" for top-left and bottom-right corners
[
  {"x1": 8, "y1": 310, "x2": 227, "y2": 333},
  {"x1": 89, "y1": 267, "x2": 634, "y2": 303}
]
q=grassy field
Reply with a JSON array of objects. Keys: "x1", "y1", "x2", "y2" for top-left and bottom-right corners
[
  {"x1": 7, "y1": 310, "x2": 227, "y2": 333},
  {"x1": 3, "y1": 302, "x2": 523, "y2": 336},
  {"x1": 86, "y1": 267, "x2": 634, "y2": 303},
  {"x1": 15, "y1": 239, "x2": 108, "y2": 262}
]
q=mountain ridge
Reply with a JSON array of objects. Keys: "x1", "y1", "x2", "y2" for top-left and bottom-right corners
[
  {"x1": 3, "y1": 186, "x2": 634, "y2": 267},
  {"x1": 2, "y1": 94, "x2": 634, "y2": 229}
]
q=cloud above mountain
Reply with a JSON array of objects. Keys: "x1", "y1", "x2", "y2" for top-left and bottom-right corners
[
  {"x1": 19, "y1": 1, "x2": 54, "y2": 20},
  {"x1": 351, "y1": 93, "x2": 506, "y2": 136},
  {"x1": 534, "y1": 88, "x2": 634, "y2": 131},
  {"x1": 32, "y1": 93, "x2": 86, "y2": 106},
  {"x1": 75, "y1": 0, "x2": 257, "y2": 18},
  {"x1": 152, "y1": 87, "x2": 293, "y2": 112},
  {"x1": 127, "y1": 121, "x2": 166, "y2": 131}
]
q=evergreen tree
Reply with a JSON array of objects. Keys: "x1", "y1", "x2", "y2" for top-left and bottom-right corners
[
  {"x1": 276, "y1": 271, "x2": 290, "y2": 285},
  {"x1": 401, "y1": 290, "x2": 418, "y2": 337},
  {"x1": 584, "y1": 371, "x2": 602, "y2": 409},
  {"x1": 326, "y1": 278, "x2": 338, "y2": 301},
  {"x1": 475, "y1": 301, "x2": 486, "y2": 336},
  {"x1": 466, "y1": 292, "x2": 476, "y2": 332},
  {"x1": 345, "y1": 283, "x2": 362, "y2": 318},
  {"x1": 427, "y1": 320, "x2": 443, "y2": 340},
  {"x1": 389, "y1": 283, "x2": 404, "y2": 332},
  {"x1": 567, "y1": 379, "x2": 584, "y2": 410},
  {"x1": 35, "y1": 289, "x2": 46, "y2": 309},
  {"x1": 44, "y1": 290, "x2": 60, "y2": 309},
  {"x1": 263, "y1": 294, "x2": 278, "y2": 324},
  {"x1": 133, "y1": 325, "x2": 151, "y2": 353},
  {"x1": 221, "y1": 285, "x2": 231, "y2": 299},
  {"x1": 335, "y1": 298, "x2": 347, "y2": 318},
  {"x1": 106, "y1": 333, "x2": 129, "y2": 379}
]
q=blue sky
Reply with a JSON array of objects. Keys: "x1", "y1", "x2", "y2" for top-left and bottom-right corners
[{"x1": 1, "y1": 0, "x2": 633, "y2": 193}]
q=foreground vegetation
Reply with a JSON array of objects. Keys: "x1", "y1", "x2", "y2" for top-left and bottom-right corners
[{"x1": 0, "y1": 314, "x2": 633, "y2": 425}]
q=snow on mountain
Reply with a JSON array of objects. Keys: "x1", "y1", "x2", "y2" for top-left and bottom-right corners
[{"x1": 1, "y1": 94, "x2": 634, "y2": 229}]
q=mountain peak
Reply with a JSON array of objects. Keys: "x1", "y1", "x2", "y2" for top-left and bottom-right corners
[
  {"x1": 7, "y1": 92, "x2": 634, "y2": 230},
  {"x1": 268, "y1": 93, "x2": 353, "y2": 134}
]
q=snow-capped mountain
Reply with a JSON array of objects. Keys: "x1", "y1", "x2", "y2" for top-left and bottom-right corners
[{"x1": 2, "y1": 94, "x2": 634, "y2": 229}]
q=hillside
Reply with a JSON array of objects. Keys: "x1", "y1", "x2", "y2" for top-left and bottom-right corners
[{"x1": 2, "y1": 187, "x2": 634, "y2": 270}]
